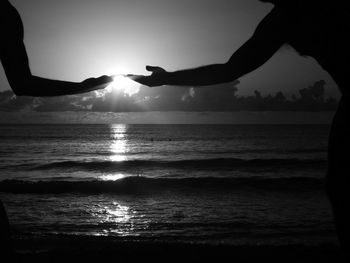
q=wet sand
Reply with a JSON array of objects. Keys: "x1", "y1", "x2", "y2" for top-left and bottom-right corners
[{"x1": 8, "y1": 236, "x2": 346, "y2": 263}]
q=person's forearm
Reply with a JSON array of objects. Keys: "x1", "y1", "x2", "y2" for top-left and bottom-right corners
[
  {"x1": 164, "y1": 59, "x2": 260, "y2": 87},
  {"x1": 164, "y1": 34, "x2": 280, "y2": 87},
  {"x1": 13, "y1": 76, "x2": 88, "y2": 97},
  {"x1": 164, "y1": 64, "x2": 236, "y2": 86}
]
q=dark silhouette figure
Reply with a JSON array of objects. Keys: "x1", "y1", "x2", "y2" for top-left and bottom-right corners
[
  {"x1": 0, "y1": 0, "x2": 112, "y2": 96},
  {"x1": 0, "y1": 0, "x2": 112, "y2": 257},
  {"x1": 131, "y1": 0, "x2": 350, "y2": 255},
  {"x1": 0, "y1": 201, "x2": 12, "y2": 259}
]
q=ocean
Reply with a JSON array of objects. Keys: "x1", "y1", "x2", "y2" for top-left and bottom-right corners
[{"x1": 0, "y1": 124, "x2": 338, "y2": 246}]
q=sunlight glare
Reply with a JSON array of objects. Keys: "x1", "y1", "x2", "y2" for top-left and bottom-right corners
[
  {"x1": 110, "y1": 124, "x2": 128, "y2": 162},
  {"x1": 92, "y1": 202, "x2": 136, "y2": 236},
  {"x1": 101, "y1": 174, "x2": 127, "y2": 181},
  {"x1": 107, "y1": 73, "x2": 141, "y2": 96},
  {"x1": 107, "y1": 203, "x2": 132, "y2": 223}
]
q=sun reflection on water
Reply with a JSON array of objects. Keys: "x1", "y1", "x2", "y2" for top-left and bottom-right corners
[
  {"x1": 110, "y1": 124, "x2": 128, "y2": 162},
  {"x1": 92, "y1": 125, "x2": 147, "y2": 236},
  {"x1": 92, "y1": 201, "x2": 140, "y2": 236},
  {"x1": 100, "y1": 174, "x2": 127, "y2": 181},
  {"x1": 100, "y1": 124, "x2": 130, "y2": 181},
  {"x1": 104, "y1": 202, "x2": 133, "y2": 224}
]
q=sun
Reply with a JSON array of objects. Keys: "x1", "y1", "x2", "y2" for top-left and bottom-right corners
[{"x1": 106, "y1": 67, "x2": 141, "y2": 96}]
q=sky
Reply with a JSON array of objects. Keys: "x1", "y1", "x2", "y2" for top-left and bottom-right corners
[{"x1": 0, "y1": 0, "x2": 341, "y2": 123}]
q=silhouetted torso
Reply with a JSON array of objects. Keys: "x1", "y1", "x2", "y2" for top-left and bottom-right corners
[
  {"x1": 279, "y1": 1, "x2": 350, "y2": 254},
  {"x1": 274, "y1": 2, "x2": 350, "y2": 95}
]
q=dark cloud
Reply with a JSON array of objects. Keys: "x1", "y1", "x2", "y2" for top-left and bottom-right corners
[
  {"x1": 0, "y1": 80, "x2": 338, "y2": 113},
  {"x1": 0, "y1": 90, "x2": 37, "y2": 111},
  {"x1": 34, "y1": 95, "x2": 88, "y2": 112}
]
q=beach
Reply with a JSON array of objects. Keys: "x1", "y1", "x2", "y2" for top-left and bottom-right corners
[{"x1": 11, "y1": 236, "x2": 344, "y2": 262}]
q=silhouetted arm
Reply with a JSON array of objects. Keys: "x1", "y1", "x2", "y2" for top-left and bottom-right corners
[
  {"x1": 0, "y1": 1, "x2": 112, "y2": 97},
  {"x1": 130, "y1": 7, "x2": 287, "y2": 87},
  {"x1": 1, "y1": 41, "x2": 112, "y2": 97}
]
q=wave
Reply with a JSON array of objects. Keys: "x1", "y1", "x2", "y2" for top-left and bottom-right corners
[
  {"x1": 19, "y1": 158, "x2": 327, "y2": 172},
  {"x1": 0, "y1": 176, "x2": 324, "y2": 194},
  {"x1": 193, "y1": 148, "x2": 326, "y2": 155}
]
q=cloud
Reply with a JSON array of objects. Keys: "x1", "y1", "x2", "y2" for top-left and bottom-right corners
[
  {"x1": 0, "y1": 111, "x2": 336, "y2": 125},
  {"x1": 0, "y1": 90, "x2": 37, "y2": 111},
  {"x1": 0, "y1": 80, "x2": 338, "y2": 113}
]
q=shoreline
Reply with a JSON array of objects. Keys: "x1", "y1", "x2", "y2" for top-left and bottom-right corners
[{"x1": 9, "y1": 236, "x2": 345, "y2": 263}]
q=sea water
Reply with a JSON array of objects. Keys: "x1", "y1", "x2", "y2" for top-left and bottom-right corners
[{"x1": 0, "y1": 124, "x2": 337, "y2": 245}]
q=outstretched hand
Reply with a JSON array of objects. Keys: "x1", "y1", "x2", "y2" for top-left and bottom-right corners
[
  {"x1": 127, "y1": 66, "x2": 169, "y2": 87},
  {"x1": 81, "y1": 75, "x2": 113, "y2": 92}
]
